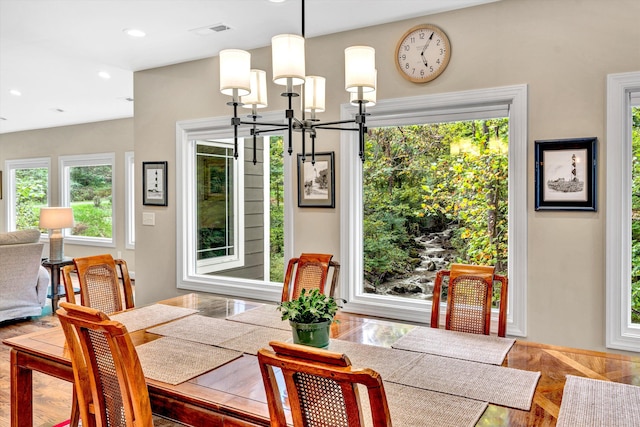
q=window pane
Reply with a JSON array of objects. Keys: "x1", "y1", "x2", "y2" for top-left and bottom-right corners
[
  {"x1": 631, "y1": 106, "x2": 640, "y2": 325},
  {"x1": 69, "y1": 165, "x2": 113, "y2": 238},
  {"x1": 362, "y1": 119, "x2": 509, "y2": 303},
  {"x1": 197, "y1": 142, "x2": 235, "y2": 261},
  {"x1": 15, "y1": 167, "x2": 48, "y2": 230}
]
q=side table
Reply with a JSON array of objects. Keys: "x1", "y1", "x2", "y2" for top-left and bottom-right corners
[{"x1": 42, "y1": 257, "x2": 75, "y2": 313}]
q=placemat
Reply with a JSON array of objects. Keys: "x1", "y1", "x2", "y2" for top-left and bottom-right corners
[
  {"x1": 218, "y1": 326, "x2": 293, "y2": 355},
  {"x1": 147, "y1": 314, "x2": 258, "y2": 345},
  {"x1": 226, "y1": 304, "x2": 290, "y2": 330},
  {"x1": 391, "y1": 326, "x2": 515, "y2": 365},
  {"x1": 136, "y1": 337, "x2": 242, "y2": 385},
  {"x1": 387, "y1": 352, "x2": 540, "y2": 410},
  {"x1": 327, "y1": 339, "x2": 423, "y2": 378},
  {"x1": 557, "y1": 375, "x2": 640, "y2": 427},
  {"x1": 360, "y1": 382, "x2": 488, "y2": 427},
  {"x1": 110, "y1": 304, "x2": 198, "y2": 332}
]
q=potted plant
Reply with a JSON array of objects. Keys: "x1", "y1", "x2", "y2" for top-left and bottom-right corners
[{"x1": 277, "y1": 288, "x2": 344, "y2": 349}]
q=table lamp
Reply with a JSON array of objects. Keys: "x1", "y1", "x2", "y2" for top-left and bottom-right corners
[{"x1": 39, "y1": 207, "x2": 75, "y2": 261}]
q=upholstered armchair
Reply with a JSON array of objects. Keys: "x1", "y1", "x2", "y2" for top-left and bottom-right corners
[{"x1": 0, "y1": 229, "x2": 50, "y2": 322}]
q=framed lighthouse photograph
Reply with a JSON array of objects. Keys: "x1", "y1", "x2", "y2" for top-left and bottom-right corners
[{"x1": 534, "y1": 137, "x2": 597, "y2": 211}]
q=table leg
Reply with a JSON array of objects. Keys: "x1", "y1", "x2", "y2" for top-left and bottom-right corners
[
  {"x1": 50, "y1": 265, "x2": 61, "y2": 313},
  {"x1": 10, "y1": 349, "x2": 33, "y2": 427}
]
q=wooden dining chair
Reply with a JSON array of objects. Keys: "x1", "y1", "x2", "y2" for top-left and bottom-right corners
[
  {"x1": 258, "y1": 341, "x2": 392, "y2": 427},
  {"x1": 61, "y1": 254, "x2": 135, "y2": 427},
  {"x1": 281, "y1": 253, "x2": 340, "y2": 302},
  {"x1": 57, "y1": 302, "x2": 154, "y2": 427},
  {"x1": 430, "y1": 263, "x2": 509, "y2": 337},
  {"x1": 62, "y1": 254, "x2": 134, "y2": 314}
]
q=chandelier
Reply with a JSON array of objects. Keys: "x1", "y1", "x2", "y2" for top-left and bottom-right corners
[{"x1": 219, "y1": 0, "x2": 377, "y2": 164}]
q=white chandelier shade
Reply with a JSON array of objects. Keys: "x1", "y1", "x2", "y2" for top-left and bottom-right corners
[
  {"x1": 304, "y1": 75, "x2": 325, "y2": 113},
  {"x1": 241, "y1": 69, "x2": 268, "y2": 108},
  {"x1": 271, "y1": 34, "x2": 306, "y2": 86},
  {"x1": 344, "y1": 46, "x2": 376, "y2": 93},
  {"x1": 219, "y1": 49, "x2": 251, "y2": 96},
  {"x1": 350, "y1": 69, "x2": 377, "y2": 106}
]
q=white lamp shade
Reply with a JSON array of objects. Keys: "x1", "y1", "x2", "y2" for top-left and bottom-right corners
[
  {"x1": 304, "y1": 76, "x2": 325, "y2": 113},
  {"x1": 344, "y1": 46, "x2": 376, "y2": 93},
  {"x1": 241, "y1": 69, "x2": 268, "y2": 108},
  {"x1": 350, "y1": 69, "x2": 377, "y2": 106},
  {"x1": 219, "y1": 49, "x2": 251, "y2": 96},
  {"x1": 272, "y1": 34, "x2": 305, "y2": 86},
  {"x1": 39, "y1": 207, "x2": 75, "y2": 229}
]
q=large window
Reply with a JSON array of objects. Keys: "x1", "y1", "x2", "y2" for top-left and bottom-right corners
[
  {"x1": 59, "y1": 153, "x2": 115, "y2": 246},
  {"x1": 606, "y1": 71, "x2": 640, "y2": 351},
  {"x1": 341, "y1": 85, "x2": 528, "y2": 336},
  {"x1": 5, "y1": 157, "x2": 50, "y2": 231},
  {"x1": 176, "y1": 114, "x2": 292, "y2": 302}
]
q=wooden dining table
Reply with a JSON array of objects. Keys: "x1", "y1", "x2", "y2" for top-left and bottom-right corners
[{"x1": 5, "y1": 293, "x2": 640, "y2": 426}]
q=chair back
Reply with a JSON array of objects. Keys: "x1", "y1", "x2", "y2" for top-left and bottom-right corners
[
  {"x1": 258, "y1": 341, "x2": 392, "y2": 427},
  {"x1": 57, "y1": 302, "x2": 153, "y2": 427},
  {"x1": 281, "y1": 253, "x2": 340, "y2": 302},
  {"x1": 63, "y1": 254, "x2": 134, "y2": 314},
  {"x1": 430, "y1": 263, "x2": 509, "y2": 337}
]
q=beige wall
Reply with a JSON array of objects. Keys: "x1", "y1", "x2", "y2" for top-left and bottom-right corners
[
  {"x1": 1, "y1": 0, "x2": 639, "y2": 353},
  {"x1": 0, "y1": 118, "x2": 136, "y2": 270}
]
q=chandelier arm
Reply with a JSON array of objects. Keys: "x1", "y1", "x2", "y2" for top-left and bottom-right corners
[
  {"x1": 301, "y1": 130, "x2": 306, "y2": 162},
  {"x1": 311, "y1": 133, "x2": 316, "y2": 165},
  {"x1": 287, "y1": 95, "x2": 294, "y2": 155},
  {"x1": 312, "y1": 126, "x2": 360, "y2": 131},
  {"x1": 309, "y1": 118, "x2": 357, "y2": 127},
  {"x1": 359, "y1": 102, "x2": 366, "y2": 162},
  {"x1": 239, "y1": 120, "x2": 290, "y2": 127},
  {"x1": 233, "y1": 102, "x2": 240, "y2": 159}
]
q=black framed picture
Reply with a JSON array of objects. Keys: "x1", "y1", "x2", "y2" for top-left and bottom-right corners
[
  {"x1": 534, "y1": 137, "x2": 597, "y2": 211},
  {"x1": 297, "y1": 152, "x2": 335, "y2": 208},
  {"x1": 142, "y1": 161, "x2": 168, "y2": 206}
]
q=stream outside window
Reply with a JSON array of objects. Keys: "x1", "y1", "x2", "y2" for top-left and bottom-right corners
[{"x1": 362, "y1": 118, "x2": 509, "y2": 306}]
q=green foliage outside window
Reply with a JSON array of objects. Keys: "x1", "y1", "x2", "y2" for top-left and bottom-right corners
[
  {"x1": 631, "y1": 107, "x2": 640, "y2": 323},
  {"x1": 15, "y1": 168, "x2": 48, "y2": 230},
  {"x1": 270, "y1": 136, "x2": 285, "y2": 282}
]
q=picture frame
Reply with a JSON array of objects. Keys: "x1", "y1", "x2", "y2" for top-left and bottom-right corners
[
  {"x1": 142, "y1": 161, "x2": 168, "y2": 206},
  {"x1": 534, "y1": 137, "x2": 597, "y2": 211},
  {"x1": 297, "y1": 152, "x2": 335, "y2": 208}
]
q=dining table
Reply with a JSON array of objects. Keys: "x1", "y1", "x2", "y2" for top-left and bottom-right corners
[{"x1": 5, "y1": 293, "x2": 640, "y2": 427}]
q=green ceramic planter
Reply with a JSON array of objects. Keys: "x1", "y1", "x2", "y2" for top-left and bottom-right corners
[{"x1": 289, "y1": 320, "x2": 331, "y2": 349}]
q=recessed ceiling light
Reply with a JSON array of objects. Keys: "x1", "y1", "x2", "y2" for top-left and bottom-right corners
[
  {"x1": 123, "y1": 28, "x2": 146, "y2": 38},
  {"x1": 268, "y1": 0, "x2": 287, "y2": 3},
  {"x1": 0, "y1": 117, "x2": 7, "y2": 121},
  {"x1": 98, "y1": 71, "x2": 111, "y2": 79},
  {"x1": 9, "y1": 89, "x2": 21, "y2": 96},
  {"x1": 51, "y1": 108, "x2": 65, "y2": 113}
]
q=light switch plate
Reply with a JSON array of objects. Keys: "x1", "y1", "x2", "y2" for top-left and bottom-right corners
[{"x1": 142, "y1": 212, "x2": 155, "y2": 226}]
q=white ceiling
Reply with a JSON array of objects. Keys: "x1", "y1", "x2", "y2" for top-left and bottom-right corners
[{"x1": 0, "y1": 0, "x2": 498, "y2": 134}]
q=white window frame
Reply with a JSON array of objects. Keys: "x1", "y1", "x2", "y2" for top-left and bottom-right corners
[
  {"x1": 125, "y1": 151, "x2": 135, "y2": 249},
  {"x1": 59, "y1": 153, "x2": 116, "y2": 247},
  {"x1": 340, "y1": 85, "x2": 528, "y2": 337},
  {"x1": 4, "y1": 157, "x2": 51, "y2": 232},
  {"x1": 176, "y1": 113, "x2": 294, "y2": 302},
  {"x1": 606, "y1": 71, "x2": 640, "y2": 352}
]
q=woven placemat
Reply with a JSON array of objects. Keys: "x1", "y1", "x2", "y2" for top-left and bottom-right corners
[
  {"x1": 327, "y1": 339, "x2": 423, "y2": 378},
  {"x1": 557, "y1": 375, "x2": 640, "y2": 427},
  {"x1": 391, "y1": 326, "x2": 515, "y2": 365},
  {"x1": 226, "y1": 304, "x2": 289, "y2": 330},
  {"x1": 136, "y1": 337, "x2": 242, "y2": 385},
  {"x1": 359, "y1": 382, "x2": 487, "y2": 427},
  {"x1": 387, "y1": 352, "x2": 540, "y2": 410},
  {"x1": 219, "y1": 326, "x2": 293, "y2": 355},
  {"x1": 111, "y1": 304, "x2": 198, "y2": 332},
  {"x1": 147, "y1": 314, "x2": 258, "y2": 345}
]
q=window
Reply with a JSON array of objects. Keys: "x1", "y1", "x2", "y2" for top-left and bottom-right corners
[
  {"x1": 340, "y1": 85, "x2": 528, "y2": 336},
  {"x1": 176, "y1": 114, "x2": 292, "y2": 302},
  {"x1": 5, "y1": 157, "x2": 50, "y2": 231},
  {"x1": 125, "y1": 151, "x2": 135, "y2": 249},
  {"x1": 606, "y1": 71, "x2": 640, "y2": 351},
  {"x1": 59, "y1": 153, "x2": 115, "y2": 246}
]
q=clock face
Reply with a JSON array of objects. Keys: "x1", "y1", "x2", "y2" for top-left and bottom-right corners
[{"x1": 395, "y1": 24, "x2": 451, "y2": 83}]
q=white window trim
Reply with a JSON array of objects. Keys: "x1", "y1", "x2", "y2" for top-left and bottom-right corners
[
  {"x1": 125, "y1": 151, "x2": 135, "y2": 249},
  {"x1": 340, "y1": 85, "x2": 528, "y2": 337},
  {"x1": 4, "y1": 157, "x2": 51, "y2": 232},
  {"x1": 176, "y1": 113, "x2": 294, "y2": 302},
  {"x1": 606, "y1": 71, "x2": 640, "y2": 352},
  {"x1": 59, "y1": 153, "x2": 116, "y2": 247}
]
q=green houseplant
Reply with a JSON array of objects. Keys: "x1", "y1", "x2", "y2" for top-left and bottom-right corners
[{"x1": 278, "y1": 288, "x2": 343, "y2": 349}]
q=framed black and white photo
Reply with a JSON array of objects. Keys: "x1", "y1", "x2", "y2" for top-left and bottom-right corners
[
  {"x1": 534, "y1": 137, "x2": 597, "y2": 211},
  {"x1": 142, "y1": 161, "x2": 168, "y2": 206},
  {"x1": 297, "y1": 152, "x2": 335, "y2": 208}
]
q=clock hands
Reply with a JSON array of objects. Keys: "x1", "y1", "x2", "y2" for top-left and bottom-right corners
[{"x1": 420, "y1": 32, "x2": 435, "y2": 67}]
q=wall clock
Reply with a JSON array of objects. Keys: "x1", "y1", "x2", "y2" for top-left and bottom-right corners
[{"x1": 395, "y1": 24, "x2": 451, "y2": 83}]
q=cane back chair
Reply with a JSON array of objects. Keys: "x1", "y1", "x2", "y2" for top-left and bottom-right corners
[
  {"x1": 430, "y1": 263, "x2": 509, "y2": 337},
  {"x1": 281, "y1": 253, "x2": 340, "y2": 302},
  {"x1": 258, "y1": 341, "x2": 392, "y2": 427},
  {"x1": 57, "y1": 302, "x2": 153, "y2": 427}
]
